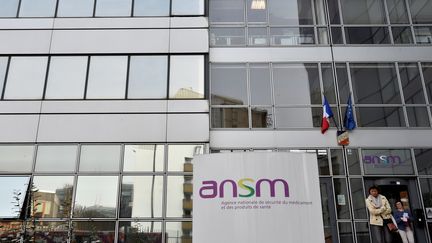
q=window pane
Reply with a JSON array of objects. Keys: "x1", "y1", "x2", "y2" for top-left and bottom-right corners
[
  {"x1": 350, "y1": 178, "x2": 367, "y2": 219},
  {"x1": 336, "y1": 63, "x2": 350, "y2": 103},
  {"x1": 350, "y1": 63, "x2": 401, "y2": 104},
  {"x1": 0, "y1": 57, "x2": 8, "y2": 96},
  {"x1": 46, "y1": 56, "x2": 87, "y2": 99},
  {"x1": 211, "y1": 108, "x2": 249, "y2": 128},
  {"x1": 57, "y1": 0, "x2": 94, "y2": 17},
  {"x1": 35, "y1": 145, "x2": 77, "y2": 172},
  {"x1": 251, "y1": 107, "x2": 273, "y2": 128},
  {"x1": 166, "y1": 176, "x2": 193, "y2": 217},
  {"x1": 409, "y1": 0, "x2": 432, "y2": 24},
  {"x1": 169, "y1": 56, "x2": 204, "y2": 99},
  {"x1": 356, "y1": 107, "x2": 405, "y2": 127},
  {"x1": 330, "y1": 149, "x2": 345, "y2": 175},
  {"x1": 32, "y1": 176, "x2": 74, "y2": 218},
  {"x1": 414, "y1": 26, "x2": 432, "y2": 44},
  {"x1": 211, "y1": 64, "x2": 247, "y2": 105},
  {"x1": 406, "y1": 106, "x2": 430, "y2": 127},
  {"x1": 0, "y1": 177, "x2": 29, "y2": 218},
  {"x1": 128, "y1": 56, "x2": 167, "y2": 99},
  {"x1": 73, "y1": 176, "x2": 118, "y2": 218},
  {"x1": 168, "y1": 144, "x2": 204, "y2": 171},
  {"x1": 270, "y1": 27, "x2": 315, "y2": 45},
  {"x1": 346, "y1": 148, "x2": 361, "y2": 175},
  {"x1": 422, "y1": 63, "x2": 432, "y2": 103},
  {"x1": 210, "y1": 27, "x2": 246, "y2": 46},
  {"x1": 120, "y1": 176, "x2": 163, "y2": 218},
  {"x1": 275, "y1": 107, "x2": 314, "y2": 128},
  {"x1": 166, "y1": 222, "x2": 192, "y2": 243},
  {"x1": 355, "y1": 222, "x2": 370, "y2": 243},
  {"x1": 172, "y1": 0, "x2": 204, "y2": 15},
  {"x1": 123, "y1": 145, "x2": 164, "y2": 172},
  {"x1": 0, "y1": 0, "x2": 19, "y2": 17},
  {"x1": 327, "y1": 0, "x2": 341, "y2": 24},
  {"x1": 250, "y1": 64, "x2": 271, "y2": 105},
  {"x1": 420, "y1": 178, "x2": 432, "y2": 208},
  {"x1": 399, "y1": 63, "x2": 425, "y2": 104},
  {"x1": 345, "y1": 27, "x2": 391, "y2": 44},
  {"x1": 321, "y1": 64, "x2": 336, "y2": 104},
  {"x1": 72, "y1": 221, "x2": 115, "y2": 242},
  {"x1": 87, "y1": 56, "x2": 127, "y2": 99},
  {"x1": 415, "y1": 149, "x2": 432, "y2": 175},
  {"x1": 340, "y1": 0, "x2": 386, "y2": 24},
  {"x1": 134, "y1": 0, "x2": 169, "y2": 16},
  {"x1": 95, "y1": 0, "x2": 132, "y2": 16},
  {"x1": 118, "y1": 222, "x2": 163, "y2": 242},
  {"x1": 362, "y1": 149, "x2": 414, "y2": 175},
  {"x1": 79, "y1": 145, "x2": 121, "y2": 172},
  {"x1": 4, "y1": 57, "x2": 47, "y2": 99},
  {"x1": 0, "y1": 145, "x2": 34, "y2": 172},
  {"x1": 209, "y1": 0, "x2": 245, "y2": 23},
  {"x1": 386, "y1": 0, "x2": 410, "y2": 23},
  {"x1": 248, "y1": 27, "x2": 268, "y2": 46},
  {"x1": 317, "y1": 149, "x2": 330, "y2": 175},
  {"x1": 393, "y1": 26, "x2": 414, "y2": 44},
  {"x1": 19, "y1": 0, "x2": 56, "y2": 17},
  {"x1": 34, "y1": 222, "x2": 69, "y2": 242},
  {"x1": 269, "y1": 0, "x2": 314, "y2": 25},
  {"x1": 247, "y1": 0, "x2": 267, "y2": 22},
  {"x1": 334, "y1": 178, "x2": 350, "y2": 219}
]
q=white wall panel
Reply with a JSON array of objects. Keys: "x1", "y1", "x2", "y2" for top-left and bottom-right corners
[
  {"x1": 167, "y1": 114, "x2": 209, "y2": 142},
  {"x1": 0, "y1": 115, "x2": 39, "y2": 142},
  {"x1": 170, "y1": 17, "x2": 208, "y2": 28},
  {"x1": 53, "y1": 18, "x2": 170, "y2": 29},
  {"x1": 0, "y1": 30, "x2": 52, "y2": 54},
  {"x1": 37, "y1": 114, "x2": 167, "y2": 142},
  {"x1": 0, "y1": 19, "x2": 54, "y2": 29},
  {"x1": 332, "y1": 46, "x2": 432, "y2": 62},
  {"x1": 167, "y1": 100, "x2": 208, "y2": 113},
  {"x1": 170, "y1": 29, "x2": 209, "y2": 53},
  {"x1": 41, "y1": 100, "x2": 167, "y2": 113},
  {"x1": 0, "y1": 101, "x2": 42, "y2": 114}
]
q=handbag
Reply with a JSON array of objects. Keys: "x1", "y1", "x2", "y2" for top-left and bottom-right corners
[{"x1": 386, "y1": 222, "x2": 398, "y2": 232}]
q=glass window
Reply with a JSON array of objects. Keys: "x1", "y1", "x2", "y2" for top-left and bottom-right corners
[
  {"x1": 409, "y1": 0, "x2": 432, "y2": 24},
  {"x1": 251, "y1": 107, "x2": 273, "y2": 128},
  {"x1": 33, "y1": 222, "x2": 69, "y2": 242},
  {"x1": 0, "y1": 57, "x2": 8, "y2": 96},
  {"x1": 330, "y1": 149, "x2": 345, "y2": 175},
  {"x1": 406, "y1": 106, "x2": 430, "y2": 127},
  {"x1": 327, "y1": 0, "x2": 341, "y2": 24},
  {"x1": 211, "y1": 64, "x2": 247, "y2": 105},
  {"x1": 321, "y1": 63, "x2": 337, "y2": 104},
  {"x1": 86, "y1": 56, "x2": 127, "y2": 99},
  {"x1": 169, "y1": 56, "x2": 204, "y2": 99},
  {"x1": 317, "y1": 149, "x2": 330, "y2": 175},
  {"x1": 134, "y1": 0, "x2": 169, "y2": 16},
  {"x1": 340, "y1": 0, "x2": 386, "y2": 24},
  {"x1": 336, "y1": 63, "x2": 350, "y2": 104},
  {"x1": 247, "y1": 0, "x2": 268, "y2": 22},
  {"x1": 0, "y1": 0, "x2": 19, "y2": 17},
  {"x1": 0, "y1": 145, "x2": 34, "y2": 172},
  {"x1": 275, "y1": 107, "x2": 314, "y2": 128},
  {"x1": 118, "y1": 221, "x2": 163, "y2": 242},
  {"x1": 350, "y1": 178, "x2": 367, "y2": 219},
  {"x1": 210, "y1": 28, "x2": 246, "y2": 46},
  {"x1": 32, "y1": 176, "x2": 74, "y2": 218},
  {"x1": 386, "y1": 0, "x2": 410, "y2": 23},
  {"x1": 346, "y1": 148, "x2": 361, "y2": 175},
  {"x1": 248, "y1": 27, "x2": 268, "y2": 46},
  {"x1": 420, "y1": 178, "x2": 432, "y2": 209},
  {"x1": 356, "y1": 107, "x2": 405, "y2": 127},
  {"x1": 318, "y1": 27, "x2": 330, "y2": 44},
  {"x1": 344, "y1": 27, "x2": 391, "y2": 44},
  {"x1": 211, "y1": 108, "x2": 249, "y2": 128},
  {"x1": 250, "y1": 64, "x2": 271, "y2": 105},
  {"x1": 269, "y1": 0, "x2": 314, "y2": 25},
  {"x1": 414, "y1": 26, "x2": 432, "y2": 44},
  {"x1": 123, "y1": 145, "x2": 164, "y2": 172},
  {"x1": 355, "y1": 222, "x2": 370, "y2": 243},
  {"x1": 4, "y1": 57, "x2": 47, "y2": 99},
  {"x1": 209, "y1": 0, "x2": 245, "y2": 23},
  {"x1": 350, "y1": 63, "x2": 401, "y2": 104},
  {"x1": 57, "y1": 0, "x2": 94, "y2": 17},
  {"x1": 45, "y1": 56, "x2": 87, "y2": 99},
  {"x1": 422, "y1": 63, "x2": 432, "y2": 103},
  {"x1": 270, "y1": 27, "x2": 315, "y2": 45},
  {"x1": 19, "y1": 0, "x2": 56, "y2": 17},
  {"x1": 399, "y1": 63, "x2": 425, "y2": 104},
  {"x1": 168, "y1": 144, "x2": 204, "y2": 171},
  {"x1": 127, "y1": 56, "x2": 168, "y2": 99},
  {"x1": 273, "y1": 64, "x2": 319, "y2": 105},
  {"x1": 72, "y1": 221, "x2": 115, "y2": 242},
  {"x1": 0, "y1": 177, "x2": 29, "y2": 218},
  {"x1": 73, "y1": 176, "x2": 118, "y2": 218},
  {"x1": 172, "y1": 0, "x2": 204, "y2": 15},
  {"x1": 166, "y1": 222, "x2": 192, "y2": 243},
  {"x1": 95, "y1": 0, "x2": 132, "y2": 16},
  {"x1": 166, "y1": 176, "x2": 193, "y2": 217},
  {"x1": 79, "y1": 145, "x2": 121, "y2": 172},
  {"x1": 393, "y1": 27, "x2": 414, "y2": 44},
  {"x1": 35, "y1": 145, "x2": 77, "y2": 172},
  {"x1": 120, "y1": 176, "x2": 163, "y2": 218},
  {"x1": 415, "y1": 149, "x2": 432, "y2": 175},
  {"x1": 334, "y1": 178, "x2": 351, "y2": 219},
  {"x1": 362, "y1": 149, "x2": 414, "y2": 175}
]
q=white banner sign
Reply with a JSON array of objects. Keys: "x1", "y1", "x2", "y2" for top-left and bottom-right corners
[{"x1": 193, "y1": 152, "x2": 324, "y2": 243}]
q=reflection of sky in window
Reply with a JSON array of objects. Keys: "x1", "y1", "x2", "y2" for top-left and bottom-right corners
[
  {"x1": 0, "y1": 57, "x2": 8, "y2": 95},
  {"x1": 95, "y1": 0, "x2": 132, "y2": 16},
  {"x1": 134, "y1": 0, "x2": 169, "y2": 16},
  {"x1": 32, "y1": 176, "x2": 74, "y2": 193},
  {"x1": 169, "y1": 56, "x2": 204, "y2": 98},
  {"x1": 0, "y1": 177, "x2": 29, "y2": 218},
  {"x1": 0, "y1": 145, "x2": 34, "y2": 172},
  {"x1": 172, "y1": 0, "x2": 204, "y2": 15},
  {"x1": 0, "y1": 0, "x2": 18, "y2": 17},
  {"x1": 74, "y1": 176, "x2": 118, "y2": 208},
  {"x1": 57, "y1": 0, "x2": 94, "y2": 17},
  {"x1": 19, "y1": 0, "x2": 56, "y2": 17}
]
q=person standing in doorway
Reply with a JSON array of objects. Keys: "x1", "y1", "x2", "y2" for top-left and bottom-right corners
[
  {"x1": 366, "y1": 186, "x2": 393, "y2": 243},
  {"x1": 394, "y1": 201, "x2": 415, "y2": 243}
]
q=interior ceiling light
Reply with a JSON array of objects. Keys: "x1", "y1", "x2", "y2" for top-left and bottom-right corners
[{"x1": 251, "y1": 0, "x2": 266, "y2": 10}]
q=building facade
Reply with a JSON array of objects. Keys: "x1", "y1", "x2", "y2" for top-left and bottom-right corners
[{"x1": 0, "y1": 0, "x2": 432, "y2": 242}]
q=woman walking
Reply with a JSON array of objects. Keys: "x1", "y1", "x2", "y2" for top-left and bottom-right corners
[{"x1": 394, "y1": 201, "x2": 415, "y2": 243}]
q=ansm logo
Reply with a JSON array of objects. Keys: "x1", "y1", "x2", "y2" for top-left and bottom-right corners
[
  {"x1": 199, "y1": 178, "x2": 289, "y2": 199},
  {"x1": 363, "y1": 155, "x2": 403, "y2": 165}
]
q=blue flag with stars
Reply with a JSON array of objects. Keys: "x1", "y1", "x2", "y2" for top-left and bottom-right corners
[{"x1": 344, "y1": 95, "x2": 356, "y2": 130}]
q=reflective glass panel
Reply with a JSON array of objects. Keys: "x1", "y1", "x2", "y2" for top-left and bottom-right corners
[
  {"x1": 275, "y1": 107, "x2": 314, "y2": 128},
  {"x1": 168, "y1": 144, "x2": 204, "y2": 171},
  {"x1": 345, "y1": 27, "x2": 390, "y2": 44},
  {"x1": 211, "y1": 64, "x2": 247, "y2": 105},
  {"x1": 57, "y1": 0, "x2": 94, "y2": 17},
  {"x1": 95, "y1": 0, "x2": 132, "y2": 16},
  {"x1": 211, "y1": 108, "x2": 249, "y2": 128},
  {"x1": 172, "y1": 0, "x2": 204, "y2": 15},
  {"x1": 0, "y1": 0, "x2": 19, "y2": 17},
  {"x1": 318, "y1": 27, "x2": 330, "y2": 44},
  {"x1": 317, "y1": 149, "x2": 330, "y2": 175},
  {"x1": 269, "y1": 0, "x2": 314, "y2": 25},
  {"x1": 248, "y1": 27, "x2": 268, "y2": 46},
  {"x1": 118, "y1": 221, "x2": 163, "y2": 242},
  {"x1": 356, "y1": 107, "x2": 405, "y2": 127},
  {"x1": 251, "y1": 107, "x2": 273, "y2": 128},
  {"x1": 415, "y1": 149, "x2": 432, "y2": 175},
  {"x1": 123, "y1": 145, "x2": 164, "y2": 172},
  {"x1": 350, "y1": 178, "x2": 367, "y2": 219},
  {"x1": 399, "y1": 63, "x2": 425, "y2": 104},
  {"x1": 128, "y1": 56, "x2": 168, "y2": 99},
  {"x1": 409, "y1": 0, "x2": 432, "y2": 24},
  {"x1": 79, "y1": 145, "x2": 121, "y2": 172},
  {"x1": 350, "y1": 63, "x2": 401, "y2": 104},
  {"x1": 355, "y1": 222, "x2": 370, "y2": 243},
  {"x1": 19, "y1": 0, "x2": 56, "y2": 17},
  {"x1": 270, "y1": 27, "x2": 315, "y2": 45},
  {"x1": 166, "y1": 176, "x2": 193, "y2": 217},
  {"x1": 72, "y1": 221, "x2": 115, "y2": 242},
  {"x1": 336, "y1": 63, "x2": 350, "y2": 103},
  {"x1": 321, "y1": 63, "x2": 337, "y2": 104},
  {"x1": 46, "y1": 56, "x2": 87, "y2": 99},
  {"x1": 330, "y1": 149, "x2": 345, "y2": 175},
  {"x1": 414, "y1": 26, "x2": 432, "y2": 44},
  {"x1": 334, "y1": 178, "x2": 350, "y2": 219},
  {"x1": 315, "y1": 0, "x2": 327, "y2": 25},
  {"x1": 247, "y1": 0, "x2": 267, "y2": 22},
  {"x1": 0, "y1": 57, "x2": 8, "y2": 96},
  {"x1": 32, "y1": 176, "x2": 74, "y2": 218},
  {"x1": 166, "y1": 222, "x2": 192, "y2": 243},
  {"x1": 250, "y1": 64, "x2": 271, "y2": 105},
  {"x1": 0, "y1": 145, "x2": 34, "y2": 172},
  {"x1": 210, "y1": 27, "x2": 246, "y2": 46},
  {"x1": 120, "y1": 176, "x2": 163, "y2": 218},
  {"x1": 33, "y1": 221, "x2": 69, "y2": 242},
  {"x1": 340, "y1": 0, "x2": 386, "y2": 24},
  {"x1": 273, "y1": 64, "x2": 319, "y2": 105},
  {"x1": 327, "y1": 0, "x2": 341, "y2": 24},
  {"x1": 169, "y1": 56, "x2": 204, "y2": 99},
  {"x1": 4, "y1": 57, "x2": 47, "y2": 99},
  {"x1": 346, "y1": 148, "x2": 361, "y2": 175},
  {"x1": 73, "y1": 176, "x2": 118, "y2": 218},
  {"x1": 331, "y1": 27, "x2": 344, "y2": 44},
  {"x1": 406, "y1": 106, "x2": 430, "y2": 127},
  {"x1": 386, "y1": 0, "x2": 410, "y2": 23},
  {"x1": 87, "y1": 56, "x2": 127, "y2": 99},
  {"x1": 35, "y1": 145, "x2": 77, "y2": 172},
  {"x1": 209, "y1": 0, "x2": 245, "y2": 23},
  {"x1": 422, "y1": 63, "x2": 432, "y2": 103},
  {"x1": 362, "y1": 149, "x2": 414, "y2": 175},
  {"x1": 420, "y1": 178, "x2": 432, "y2": 208},
  {"x1": 0, "y1": 177, "x2": 29, "y2": 218},
  {"x1": 319, "y1": 178, "x2": 334, "y2": 242},
  {"x1": 134, "y1": 0, "x2": 169, "y2": 16},
  {"x1": 393, "y1": 26, "x2": 414, "y2": 44}
]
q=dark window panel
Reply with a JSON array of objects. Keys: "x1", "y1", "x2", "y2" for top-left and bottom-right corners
[
  {"x1": 406, "y1": 106, "x2": 430, "y2": 127},
  {"x1": 392, "y1": 26, "x2": 414, "y2": 44},
  {"x1": 398, "y1": 63, "x2": 426, "y2": 104},
  {"x1": 211, "y1": 108, "x2": 249, "y2": 128},
  {"x1": 356, "y1": 107, "x2": 405, "y2": 127},
  {"x1": 345, "y1": 27, "x2": 390, "y2": 44}
]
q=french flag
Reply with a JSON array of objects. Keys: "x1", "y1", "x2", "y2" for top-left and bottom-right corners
[{"x1": 321, "y1": 97, "x2": 334, "y2": 134}]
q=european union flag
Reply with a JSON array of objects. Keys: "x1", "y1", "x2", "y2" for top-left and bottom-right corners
[{"x1": 344, "y1": 95, "x2": 356, "y2": 130}]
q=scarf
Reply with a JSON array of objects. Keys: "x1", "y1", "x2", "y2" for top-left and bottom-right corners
[{"x1": 370, "y1": 194, "x2": 382, "y2": 208}]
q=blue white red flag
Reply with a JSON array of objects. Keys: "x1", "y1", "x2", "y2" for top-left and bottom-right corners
[
  {"x1": 321, "y1": 96, "x2": 334, "y2": 134},
  {"x1": 344, "y1": 95, "x2": 356, "y2": 130}
]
